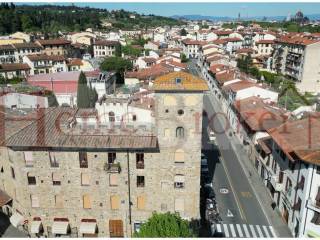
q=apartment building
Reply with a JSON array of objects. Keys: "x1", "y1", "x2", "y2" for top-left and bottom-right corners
[
  {"x1": 12, "y1": 43, "x2": 42, "y2": 63},
  {"x1": 181, "y1": 39, "x2": 204, "y2": 58},
  {"x1": 0, "y1": 45, "x2": 16, "y2": 64},
  {"x1": 272, "y1": 35, "x2": 320, "y2": 93},
  {"x1": 23, "y1": 54, "x2": 68, "y2": 75},
  {"x1": 0, "y1": 63, "x2": 30, "y2": 79},
  {"x1": 255, "y1": 117, "x2": 320, "y2": 237},
  {"x1": 93, "y1": 40, "x2": 119, "y2": 58},
  {"x1": 36, "y1": 39, "x2": 71, "y2": 56},
  {"x1": 0, "y1": 72, "x2": 208, "y2": 237},
  {"x1": 255, "y1": 40, "x2": 274, "y2": 56}
]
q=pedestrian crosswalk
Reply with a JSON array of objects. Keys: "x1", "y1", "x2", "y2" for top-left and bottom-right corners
[{"x1": 212, "y1": 223, "x2": 277, "y2": 238}]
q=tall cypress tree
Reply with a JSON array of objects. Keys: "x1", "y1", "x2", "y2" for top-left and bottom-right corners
[{"x1": 77, "y1": 71, "x2": 90, "y2": 108}]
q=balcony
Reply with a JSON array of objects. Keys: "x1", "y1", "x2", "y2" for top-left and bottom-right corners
[
  {"x1": 104, "y1": 162, "x2": 121, "y2": 173},
  {"x1": 270, "y1": 175, "x2": 284, "y2": 192},
  {"x1": 307, "y1": 199, "x2": 320, "y2": 213}
]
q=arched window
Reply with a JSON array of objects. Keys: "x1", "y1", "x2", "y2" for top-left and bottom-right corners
[
  {"x1": 109, "y1": 112, "x2": 115, "y2": 122},
  {"x1": 176, "y1": 127, "x2": 184, "y2": 138}
]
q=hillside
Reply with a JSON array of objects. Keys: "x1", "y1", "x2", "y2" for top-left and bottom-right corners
[{"x1": 0, "y1": 3, "x2": 184, "y2": 35}]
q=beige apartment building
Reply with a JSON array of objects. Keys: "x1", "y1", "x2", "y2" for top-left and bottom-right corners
[
  {"x1": 36, "y1": 39, "x2": 71, "y2": 56},
  {"x1": 272, "y1": 35, "x2": 320, "y2": 93},
  {"x1": 0, "y1": 71, "x2": 208, "y2": 237},
  {"x1": 93, "y1": 40, "x2": 120, "y2": 58}
]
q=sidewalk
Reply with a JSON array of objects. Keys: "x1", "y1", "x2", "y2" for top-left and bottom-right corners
[{"x1": 208, "y1": 92, "x2": 292, "y2": 237}]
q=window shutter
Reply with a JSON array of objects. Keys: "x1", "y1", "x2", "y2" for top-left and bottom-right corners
[
  {"x1": 81, "y1": 173, "x2": 90, "y2": 186},
  {"x1": 83, "y1": 194, "x2": 91, "y2": 209},
  {"x1": 174, "y1": 149, "x2": 185, "y2": 162},
  {"x1": 31, "y1": 195, "x2": 39, "y2": 208},
  {"x1": 52, "y1": 172, "x2": 60, "y2": 182},
  {"x1": 24, "y1": 152, "x2": 33, "y2": 166},
  {"x1": 111, "y1": 195, "x2": 120, "y2": 210},
  {"x1": 55, "y1": 195, "x2": 64, "y2": 208},
  {"x1": 137, "y1": 196, "x2": 146, "y2": 210},
  {"x1": 109, "y1": 174, "x2": 118, "y2": 186},
  {"x1": 174, "y1": 198, "x2": 184, "y2": 212}
]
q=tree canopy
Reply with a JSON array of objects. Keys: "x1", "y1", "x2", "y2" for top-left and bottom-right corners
[
  {"x1": 180, "y1": 28, "x2": 188, "y2": 36},
  {"x1": 100, "y1": 56, "x2": 133, "y2": 74},
  {"x1": 133, "y1": 212, "x2": 194, "y2": 238},
  {"x1": 76, "y1": 71, "x2": 97, "y2": 108}
]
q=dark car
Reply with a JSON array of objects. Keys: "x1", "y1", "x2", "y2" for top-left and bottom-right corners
[{"x1": 204, "y1": 185, "x2": 215, "y2": 199}]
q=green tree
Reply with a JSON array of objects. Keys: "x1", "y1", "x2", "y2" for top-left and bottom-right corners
[
  {"x1": 77, "y1": 71, "x2": 91, "y2": 108},
  {"x1": 100, "y1": 56, "x2": 133, "y2": 83},
  {"x1": 180, "y1": 28, "x2": 187, "y2": 36},
  {"x1": 122, "y1": 45, "x2": 142, "y2": 57},
  {"x1": 21, "y1": 15, "x2": 32, "y2": 32},
  {"x1": 180, "y1": 53, "x2": 188, "y2": 63},
  {"x1": 89, "y1": 83, "x2": 99, "y2": 108},
  {"x1": 133, "y1": 212, "x2": 194, "y2": 237}
]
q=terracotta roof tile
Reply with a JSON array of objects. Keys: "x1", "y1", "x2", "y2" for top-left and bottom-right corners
[
  {"x1": 37, "y1": 38, "x2": 71, "y2": 46},
  {"x1": 153, "y1": 71, "x2": 208, "y2": 92},
  {"x1": 0, "y1": 63, "x2": 30, "y2": 72}
]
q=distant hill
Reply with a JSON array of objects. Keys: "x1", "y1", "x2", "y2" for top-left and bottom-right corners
[
  {"x1": 0, "y1": 3, "x2": 184, "y2": 35},
  {"x1": 172, "y1": 14, "x2": 320, "y2": 22}
]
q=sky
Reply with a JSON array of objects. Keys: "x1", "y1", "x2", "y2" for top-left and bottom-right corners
[{"x1": 36, "y1": 2, "x2": 320, "y2": 18}]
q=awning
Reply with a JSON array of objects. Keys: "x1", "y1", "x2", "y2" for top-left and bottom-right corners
[
  {"x1": 174, "y1": 175, "x2": 185, "y2": 182},
  {"x1": 0, "y1": 190, "x2": 12, "y2": 207},
  {"x1": 52, "y1": 221, "x2": 69, "y2": 234},
  {"x1": 30, "y1": 220, "x2": 42, "y2": 234},
  {"x1": 10, "y1": 212, "x2": 24, "y2": 228},
  {"x1": 79, "y1": 222, "x2": 97, "y2": 234}
]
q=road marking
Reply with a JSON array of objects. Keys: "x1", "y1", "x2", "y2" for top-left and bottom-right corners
[
  {"x1": 236, "y1": 224, "x2": 243, "y2": 237},
  {"x1": 263, "y1": 225, "x2": 271, "y2": 238},
  {"x1": 269, "y1": 226, "x2": 277, "y2": 237},
  {"x1": 207, "y1": 92, "x2": 274, "y2": 228},
  {"x1": 240, "y1": 191, "x2": 253, "y2": 198},
  {"x1": 216, "y1": 224, "x2": 222, "y2": 232},
  {"x1": 223, "y1": 224, "x2": 230, "y2": 237},
  {"x1": 229, "y1": 224, "x2": 236, "y2": 237},
  {"x1": 227, "y1": 209, "x2": 234, "y2": 217},
  {"x1": 242, "y1": 224, "x2": 250, "y2": 237},
  {"x1": 249, "y1": 225, "x2": 257, "y2": 238},
  {"x1": 255, "y1": 225, "x2": 264, "y2": 237},
  {"x1": 219, "y1": 154, "x2": 247, "y2": 221}
]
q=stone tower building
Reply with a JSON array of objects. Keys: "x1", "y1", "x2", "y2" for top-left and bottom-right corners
[{"x1": 0, "y1": 72, "x2": 208, "y2": 237}]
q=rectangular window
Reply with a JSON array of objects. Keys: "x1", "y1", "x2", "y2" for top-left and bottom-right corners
[
  {"x1": 110, "y1": 195, "x2": 120, "y2": 210},
  {"x1": 174, "y1": 198, "x2": 184, "y2": 213},
  {"x1": 108, "y1": 152, "x2": 116, "y2": 163},
  {"x1": 30, "y1": 195, "x2": 39, "y2": 208},
  {"x1": 27, "y1": 173, "x2": 36, "y2": 185},
  {"x1": 174, "y1": 175, "x2": 185, "y2": 189},
  {"x1": 11, "y1": 167, "x2": 15, "y2": 179},
  {"x1": 52, "y1": 172, "x2": 61, "y2": 186},
  {"x1": 55, "y1": 195, "x2": 64, "y2": 208},
  {"x1": 298, "y1": 176, "x2": 305, "y2": 191},
  {"x1": 24, "y1": 151, "x2": 33, "y2": 167},
  {"x1": 109, "y1": 174, "x2": 118, "y2": 186},
  {"x1": 83, "y1": 194, "x2": 91, "y2": 209},
  {"x1": 81, "y1": 173, "x2": 90, "y2": 186},
  {"x1": 79, "y1": 152, "x2": 88, "y2": 168},
  {"x1": 137, "y1": 196, "x2": 146, "y2": 210},
  {"x1": 137, "y1": 176, "x2": 145, "y2": 187},
  {"x1": 49, "y1": 152, "x2": 59, "y2": 168},
  {"x1": 136, "y1": 153, "x2": 144, "y2": 169}
]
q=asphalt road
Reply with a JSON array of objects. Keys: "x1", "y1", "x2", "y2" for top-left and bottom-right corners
[
  {"x1": 188, "y1": 58, "x2": 269, "y2": 226},
  {"x1": 203, "y1": 94, "x2": 269, "y2": 226}
]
